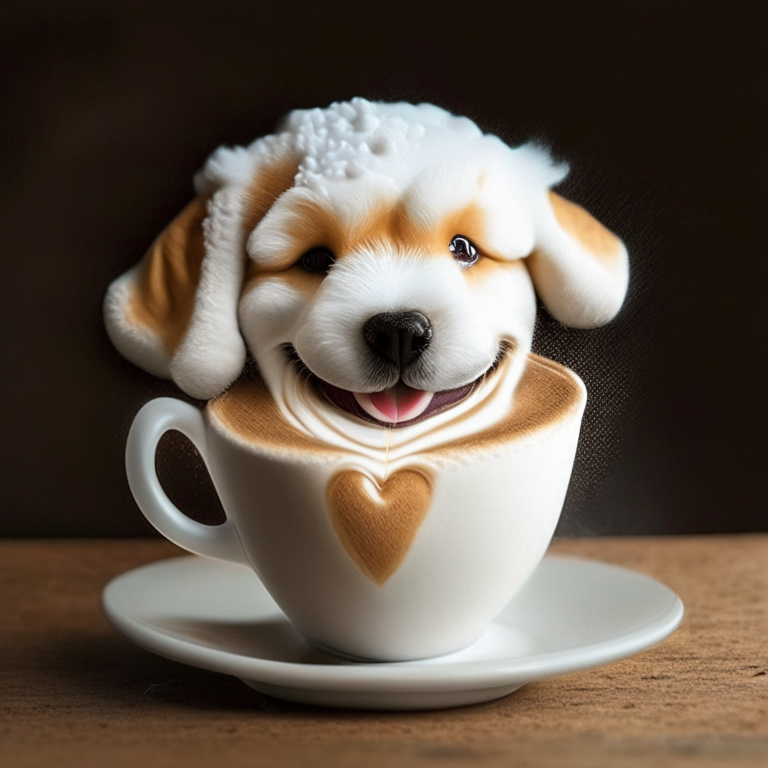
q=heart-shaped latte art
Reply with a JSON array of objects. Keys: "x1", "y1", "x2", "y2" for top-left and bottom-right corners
[{"x1": 327, "y1": 469, "x2": 433, "y2": 585}]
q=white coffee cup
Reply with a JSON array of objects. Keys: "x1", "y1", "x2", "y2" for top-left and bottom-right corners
[{"x1": 126, "y1": 354, "x2": 585, "y2": 661}]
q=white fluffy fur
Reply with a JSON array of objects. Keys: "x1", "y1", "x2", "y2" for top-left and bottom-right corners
[
  {"x1": 168, "y1": 188, "x2": 248, "y2": 399},
  {"x1": 529, "y1": 192, "x2": 630, "y2": 327},
  {"x1": 105, "y1": 98, "x2": 628, "y2": 422},
  {"x1": 104, "y1": 265, "x2": 171, "y2": 378}
]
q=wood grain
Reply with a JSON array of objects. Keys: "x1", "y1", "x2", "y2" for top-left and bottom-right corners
[{"x1": 2, "y1": 535, "x2": 767, "y2": 767}]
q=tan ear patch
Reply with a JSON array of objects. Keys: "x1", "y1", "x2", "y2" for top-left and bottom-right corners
[
  {"x1": 128, "y1": 196, "x2": 208, "y2": 356},
  {"x1": 548, "y1": 191, "x2": 622, "y2": 261},
  {"x1": 327, "y1": 469, "x2": 433, "y2": 585},
  {"x1": 242, "y1": 154, "x2": 302, "y2": 235}
]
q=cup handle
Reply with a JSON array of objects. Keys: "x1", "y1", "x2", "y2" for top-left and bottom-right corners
[{"x1": 125, "y1": 397, "x2": 248, "y2": 565}]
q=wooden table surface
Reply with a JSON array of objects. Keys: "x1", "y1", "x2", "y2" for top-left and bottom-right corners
[{"x1": 2, "y1": 536, "x2": 767, "y2": 767}]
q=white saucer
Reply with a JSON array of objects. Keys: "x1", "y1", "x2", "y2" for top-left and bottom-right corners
[{"x1": 102, "y1": 554, "x2": 683, "y2": 710}]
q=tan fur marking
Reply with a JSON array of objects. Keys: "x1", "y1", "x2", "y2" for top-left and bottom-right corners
[
  {"x1": 348, "y1": 199, "x2": 412, "y2": 252},
  {"x1": 248, "y1": 196, "x2": 349, "y2": 272},
  {"x1": 242, "y1": 155, "x2": 301, "y2": 236},
  {"x1": 285, "y1": 197, "x2": 350, "y2": 258},
  {"x1": 351, "y1": 200, "x2": 489, "y2": 258},
  {"x1": 261, "y1": 197, "x2": 492, "y2": 269},
  {"x1": 548, "y1": 191, "x2": 622, "y2": 262},
  {"x1": 327, "y1": 469, "x2": 433, "y2": 585},
  {"x1": 128, "y1": 197, "x2": 208, "y2": 356},
  {"x1": 429, "y1": 201, "x2": 489, "y2": 256},
  {"x1": 463, "y1": 254, "x2": 526, "y2": 285},
  {"x1": 242, "y1": 262, "x2": 324, "y2": 297}
]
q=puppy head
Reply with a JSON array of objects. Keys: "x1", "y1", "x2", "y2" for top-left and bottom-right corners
[{"x1": 105, "y1": 99, "x2": 628, "y2": 430}]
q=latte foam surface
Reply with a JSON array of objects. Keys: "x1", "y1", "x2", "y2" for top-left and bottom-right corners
[{"x1": 208, "y1": 352, "x2": 585, "y2": 477}]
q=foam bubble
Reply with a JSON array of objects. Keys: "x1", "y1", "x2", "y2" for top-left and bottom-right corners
[{"x1": 280, "y1": 98, "x2": 480, "y2": 194}]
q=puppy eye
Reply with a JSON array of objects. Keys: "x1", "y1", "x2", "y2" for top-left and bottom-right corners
[
  {"x1": 299, "y1": 247, "x2": 336, "y2": 274},
  {"x1": 449, "y1": 235, "x2": 479, "y2": 267}
]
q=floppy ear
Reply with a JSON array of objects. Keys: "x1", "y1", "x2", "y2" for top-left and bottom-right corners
[
  {"x1": 526, "y1": 190, "x2": 629, "y2": 328},
  {"x1": 103, "y1": 187, "x2": 249, "y2": 399},
  {"x1": 105, "y1": 135, "x2": 301, "y2": 399}
]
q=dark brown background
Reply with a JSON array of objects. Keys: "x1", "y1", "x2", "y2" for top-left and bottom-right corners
[{"x1": 1, "y1": 3, "x2": 763, "y2": 537}]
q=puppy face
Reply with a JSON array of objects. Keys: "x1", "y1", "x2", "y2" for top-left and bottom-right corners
[
  {"x1": 105, "y1": 100, "x2": 628, "y2": 434},
  {"x1": 239, "y1": 160, "x2": 539, "y2": 426}
]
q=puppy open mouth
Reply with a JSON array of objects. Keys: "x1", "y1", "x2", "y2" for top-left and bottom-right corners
[{"x1": 283, "y1": 343, "x2": 510, "y2": 429}]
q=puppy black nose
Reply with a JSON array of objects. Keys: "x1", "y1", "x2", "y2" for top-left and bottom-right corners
[{"x1": 363, "y1": 311, "x2": 432, "y2": 370}]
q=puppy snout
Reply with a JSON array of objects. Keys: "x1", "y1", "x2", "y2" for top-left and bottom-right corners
[{"x1": 363, "y1": 311, "x2": 432, "y2": 371}]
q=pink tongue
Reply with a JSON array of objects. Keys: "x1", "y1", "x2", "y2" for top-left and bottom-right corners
[{"x1": 370, "y1": 384, "x2": 430, "y2": 422}]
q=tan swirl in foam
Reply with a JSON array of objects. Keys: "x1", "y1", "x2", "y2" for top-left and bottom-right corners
[
  {"x1": 207, "y1": 375, "x2": 341, "y2": 457},
  {"x1": 327, "y1": 469, "x2": 433, "y2": 585},
  {"x1": 209, "y1": 352, "x2": 583, "y2": 461},
  {"x1": 427, "y1": 353, "x2": 584, "y2": 460}
]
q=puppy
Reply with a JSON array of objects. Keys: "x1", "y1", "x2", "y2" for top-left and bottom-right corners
[{"x1": 105, "y1": 99, "x2": 628, "y2": 450}]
